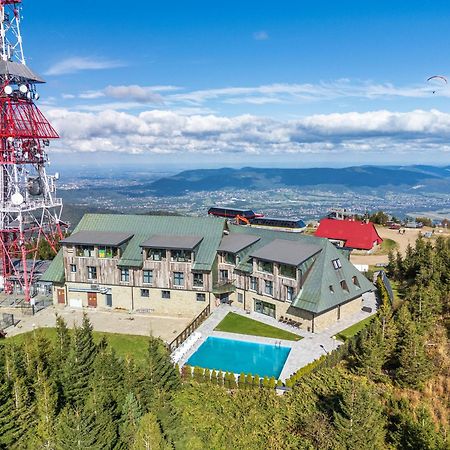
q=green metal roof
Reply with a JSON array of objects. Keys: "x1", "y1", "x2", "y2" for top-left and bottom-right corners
[
  {"x1": 41, "y1": 249, "x2": 64, "y2": 283},
  {"x1": 42, "y1": 215, "x2": 374, "y2": 315},
  {"x1": 228, "y1": 224, "x2": 374, "y2": 314},
  {"x1": 42, "y1": 214, "x2": 226, "y2": 282},
  {"x1": 292, "y1": 240, "x2": 374, "y2": 313}
]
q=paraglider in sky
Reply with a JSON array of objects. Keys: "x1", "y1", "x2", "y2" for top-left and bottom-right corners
[{"x1": 427, "y1": 75, "x2": 447, "y2": 94}]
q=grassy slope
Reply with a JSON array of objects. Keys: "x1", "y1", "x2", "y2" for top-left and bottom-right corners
[
  {"x1": 375, "y1": 238, "x2": 399, "y2": 255},
  {"x1": 8, "y1": 328, "x2": 150, "y2": 363},
  {"x1": 335, "y1": 315, "x2": 375, "y2": 341},
  {"x1": 214, "y1": 312, "x2": 302, "y2": 341}
]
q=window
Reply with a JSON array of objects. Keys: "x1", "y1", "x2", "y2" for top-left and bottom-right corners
[
  {"x1": 329, "y1": 285, "x2": 335, "y2": 294},
  {"x1": 105, "y1": 294, "x2": 112, "y2": 307},
  {"x1": 193, "y1": 273, "x2": 204, "y2": 287},
  {"x1": 238, "y1": 292, "x2": 244, "y2": 303},
  {"x1": 340, "y1": 280, "x2": 349, "y2": 293},
  {"x1": 258, "y1": 260, "x2": 273, "y2": 273},
  {"x1": 87, "y1": 266, "x2": 97, "y2": 280},
  {"x1": 173, "y1": 272, "x2": 184, "y2": 286},
  {"x1": 98, "y1": 246, "x2": 115, "y2": 258},
  {"x1": 254, "y1": 299, "x2": 276, "y2": 318},
  {"x1": 265, "y1": 280, "x2": 273, "y2": 296},
  {"x1": 162, "y1": 290, "x2": 170, "y2": 299},
  {"x1": 143, "y1": 270, "x2": 153, "y2": 284},
  {"x1": 332, "y1": 258, "x2": 342, "y2": 270},
  {"x1": 196, "y1": 293, "x2": 206, "y2": 302},
  {"x1": 120, "y1": 268, "x2": 129, "y2": 282},
  {"x1": 219, "y1": 269, "x2": 229, "y2": 281},
  {"x1": 70, "y1": 264, "x2": 77, "y2": 273},
  {"x1": 250, "y1": 276, "x2": 257, "y2": 291},
  {"x1": 286, "y1": 286, "x2": 294, "y2": 302},
  {"x1": 171, "y1": 249, "x2": 191, "y2": 262},
  {"x1": 148, "y1": 249, "x2": 166, "y2": 261},
  {"x1": 141, "y1": 289, "x2": 150, "y2": 297},
  {"x1": 352, "y1": 276, "x2": 361, "y2": 289},
  {"x1": 77, "y1": 246, "x2": 94, "y2": 257},
  {"x1": 224, "y1": 252, "x2": 235, "y2": 264},
  {"x1": 280, "y1": 264, "x2": 296, "y2": 279},
  {"x1": 236, "y1": 255, "x2": 241, "y2": 264}
]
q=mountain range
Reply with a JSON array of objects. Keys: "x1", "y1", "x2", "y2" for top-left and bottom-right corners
[{"x1": 136, "y1": 165, "x2": 450, "y2": 196}]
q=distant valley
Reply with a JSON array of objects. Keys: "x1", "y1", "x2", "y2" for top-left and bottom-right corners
[{"x1": 58, "y1": 165, "x2": 450, "y2": 227}]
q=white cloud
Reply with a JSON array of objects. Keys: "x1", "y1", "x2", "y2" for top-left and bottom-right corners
[
  {"x1": 167, "y1": 80, "x2": 438, "y2": 105},
  {"x1": 62, "y1": 80, "x2": 448, "y2": 110},
  {"x1": 45, "y1": 56, "x2": 124, "y2": 76},
  {"x1": 45, "y1": 107, "x2": 450, "y2": 156},
  {"x1": 253, "y1": 31, "x2": 269, "y2": 41}
]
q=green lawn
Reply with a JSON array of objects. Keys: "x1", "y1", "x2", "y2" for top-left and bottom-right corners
[
  {"x1": 335, "y1": 315, "x2": 375, "y2": 342},
  {"x1": 376, "y1": 238, "x2": 399, "y2": 255},
  {"x1": 214, "y1": 312, "x2": 302, "y2": 341},
  {"x1": 7, "y1": 328, "x2": 150, "y2": 363}
]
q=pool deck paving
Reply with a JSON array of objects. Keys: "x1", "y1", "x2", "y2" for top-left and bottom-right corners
[{"x1": 178, "y1": 291, "x2": 377, "y2": 381}]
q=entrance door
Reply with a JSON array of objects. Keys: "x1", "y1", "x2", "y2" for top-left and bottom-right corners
[
  {"x1": 57, "y1": 289, "x2": 65, "y2": 304},
  {"x1": 87, "y1": 292, "x2": 97, "y2": 307},
  {"x1": 220, "y1": 293, "x2": 229, "y2": 304},
  {"x1": 105, "y1": 293, "x2": 112, "y2": 307}
]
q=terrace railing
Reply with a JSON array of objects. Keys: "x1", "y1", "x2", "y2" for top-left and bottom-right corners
[{"x1": 168, "y1": 304, "x2": 210, "y2": 352}]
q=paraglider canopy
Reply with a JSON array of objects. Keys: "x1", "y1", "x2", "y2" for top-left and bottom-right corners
[{"x1": 427, "y1": 75, "x2": 448, "y2": 94}]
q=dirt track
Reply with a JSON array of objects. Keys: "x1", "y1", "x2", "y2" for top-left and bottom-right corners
[{"x1": 350, "y1": 226, "x2": 448, "y2": 267}]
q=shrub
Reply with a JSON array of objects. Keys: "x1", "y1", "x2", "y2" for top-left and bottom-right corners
[
  {"x1": 238, "y1": 373, "x2": 245, "y2": 389},
  {"x1": 245, "y1": 373, "x2": 253, "y2": 389},
  {"x1": 262, "y1": 376, "x2": 270, "y2": 388},
  {"x1": 181, "y1": 365, "x2": 192, "y2": 381},
  {"x1": 253, "y1": 374, "x2": 260, "y2": 389}
]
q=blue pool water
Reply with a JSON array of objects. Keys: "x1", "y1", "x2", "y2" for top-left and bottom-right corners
[{"x1": 186, "y1": 336, "x2": 291, "y2": 378}]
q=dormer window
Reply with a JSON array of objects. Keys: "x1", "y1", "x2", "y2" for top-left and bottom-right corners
[
  {"x1": 340, "y1": 280, "x2": 349, "y2": 293},
  {"x1": 258, "y1": 260, "x2": 273, "y2": 274},
  {"x1": 224, "y1": 252, "x2": 235, "y2": 264},
  {"x1": 352, "y1": 276, "x2": 361, "y2": 289},
  {"x1": 148, "y1": 249, "x2": 166, "y2": 261},
  {"x1": 171, "y1": 249, "x2": 191, "y2": 262},
  {"x1": 280, "y1": 264, "x2": 296, "y2": 279},
  {"x1": 76, "y1": 246, "x2": 94, "y2": 257},
  {"x1": 98, "y1": 246, "x2": 118, "y2": 258},
  {"x1": 329, "y1": 285, "x2": 335, "y2": 294},
  {"x1": 332, "y1": 259, "x2": 342, "y2": 270}
]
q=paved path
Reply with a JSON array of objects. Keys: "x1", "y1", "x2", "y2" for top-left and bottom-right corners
[
  {"x1": 178, "y1": 292, "x2": 377, "y2": 381},
  {"x1": 2, "y1": 305, "x2": 192, "y2": 342}
]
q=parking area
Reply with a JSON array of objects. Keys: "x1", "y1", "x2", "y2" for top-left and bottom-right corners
[{"x1": 2, "y1": 305, "x2": 193, "y2": 343}]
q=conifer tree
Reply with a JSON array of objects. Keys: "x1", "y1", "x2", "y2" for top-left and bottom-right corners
[
  {"x1": 132, "y1": 412, "x2": 167, "y2": 450},
  {"x1": 31, "y1": 368, "x2": 59, "y2": 449},
  {"x1": 63, "y1": 314, "x2": 97, "y2": 405},
  {"x1": 119, "y1": 392, "x2": 142, "y2": 449},
  {"x1": 53, "y1": 314, "x2": 71, "y2": 370},
  {"x1": 333, "y1": 381, "x2": 386, "y2": 450},
  {"x1": 395, "y1": 320, "x2": 433, "y2": 389},
  {"x1": 55, "y1": 407, "x2": 97, "y2": 450}
]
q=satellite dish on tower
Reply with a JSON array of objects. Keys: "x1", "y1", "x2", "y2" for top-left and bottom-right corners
[
  {"x1": 11, "y1": 192, "x2": 24, "y2": 205},
  {"x1": 4, "y1": 85, "x2": 13, "y2": 95},
  {"x1": 19, "y1": 84, "x2": 28, "y2": 94}
]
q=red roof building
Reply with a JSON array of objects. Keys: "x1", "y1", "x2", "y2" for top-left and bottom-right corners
[{"x1": 314, "y1": 219, "x2": 383, "y2": 251}]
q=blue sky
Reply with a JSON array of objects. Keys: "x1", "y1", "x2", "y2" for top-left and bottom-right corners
[{"x1": 19, "y1": 0, "x2": 450, "y2": 167}]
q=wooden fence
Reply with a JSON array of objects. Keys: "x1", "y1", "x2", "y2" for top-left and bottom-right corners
[{"x1": 168, "y1": 304, "x2": 210, "y2": 352}]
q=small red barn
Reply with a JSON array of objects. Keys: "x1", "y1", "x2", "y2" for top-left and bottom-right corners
[{"x1": 315, "y1": 218, "x2": 383, "y2": 251}]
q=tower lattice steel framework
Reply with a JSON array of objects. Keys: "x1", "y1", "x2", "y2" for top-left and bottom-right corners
[{"x1": 0, "y1": 0, "x2": 63, "y2": 302}]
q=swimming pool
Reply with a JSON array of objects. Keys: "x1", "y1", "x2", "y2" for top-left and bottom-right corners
[{"x1": 186, "y1": 336, "x2": 291, "y2": 378}]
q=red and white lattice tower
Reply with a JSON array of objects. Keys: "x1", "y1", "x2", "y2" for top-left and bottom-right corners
[{"x1": 0, "y1": 0, "x2": 63, "y2": 302}]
